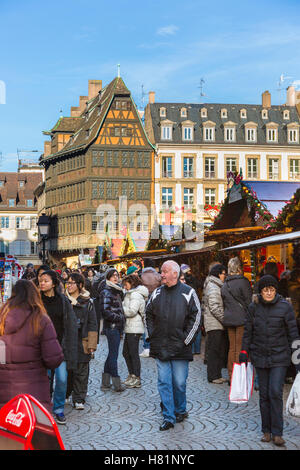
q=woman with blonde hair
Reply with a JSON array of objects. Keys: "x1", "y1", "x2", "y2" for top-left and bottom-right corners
[
  {"x1": 0, "y1": 280, "x2": 64, "y2": 412},
  {"x1": 221, "y1": 257, "x2": 252, "y2": 381}
]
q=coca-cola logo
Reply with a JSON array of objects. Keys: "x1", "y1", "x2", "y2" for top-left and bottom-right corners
[{"x1": 5, "y1": 410, "x2": 26, "y2": 428}]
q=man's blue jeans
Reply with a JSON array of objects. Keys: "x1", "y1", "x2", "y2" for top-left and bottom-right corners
[
  {"x1": 48, "y1": 361, "x2": 68, "y2": 415},
  {"x1": 156, "y1": 359, "x2": 189, "y2": 424},
  {"x1": 104, "y1": 327, "x2": 121, "y2": 377}
]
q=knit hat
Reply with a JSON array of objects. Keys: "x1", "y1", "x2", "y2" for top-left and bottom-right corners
[
  {"x1": 105, "y1": 268, "x2": 118, "y2": 280},
  {"x1": 126, "y1": 266, "x2": 138, "y2": 275},
  {"x1": 209, "y1": 264, "x2": 226, "y2": 278},
  {"x1": 180, "y1": 264, "x2": 190, "y2": 274},
  {"x1": 258, "y1": 275, "x2": 278, "y2": 293}
]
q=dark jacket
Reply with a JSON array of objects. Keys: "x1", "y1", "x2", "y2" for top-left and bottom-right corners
[
  {"x1": 41, "y1": 292, "x2": 78, "y2": 371},
  {"x1": 221, "y1": 275, "x2": 253, "y2": 327},
  {"x1": 145, "y1": 281, "x2": 201, "y2": 362},
  {"x1": 241, "y1": 294, "x2": 300, "y2": 368},
  {"x1": 0, "y1": 307, "x2": 64, "y2": 411},
  {"x1": 66, "y1": 290, "x2": 98, "y2": 363},
  {"x1": 99, "y1": 281, "x2": 125, "y2": 332}
]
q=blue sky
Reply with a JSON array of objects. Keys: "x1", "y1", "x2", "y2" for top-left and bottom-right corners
[{"x1": 1, "y1": 0, "x2": 300, "y2": 171}]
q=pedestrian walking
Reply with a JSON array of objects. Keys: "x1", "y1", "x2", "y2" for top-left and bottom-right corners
[
  {"x1": 0, "y1": 280, "x2": 64, "y2": 412},
  {"x1": 121, "y1": 274, "x2": 148, "y2": 388},
  {"x1": 140, "y1": 267, "x2": 162, "y2": 358},
  {"x1": 202, "y1": 264, "x2": 228, "y2": 384},
  {"x1": 145, "y1": 260, "x2": 201, "y2": 431},
  {"x1": 65, "y1": 272, "x2": 98, "y2": 409},
  {"x1": 221, "y1": 257, "x2": 252, "y2": 380},
  {"x1": 39, "y1": 270, "x2": 78, "y2": 424},
  {"x1": 99, "y1": 268, "x2": 126, "y2": 392},
  {"x1": 239, "y1": 275, "x2": 300, "y2": 446}
]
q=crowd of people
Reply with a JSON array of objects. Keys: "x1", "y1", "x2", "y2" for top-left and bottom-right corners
[{"x1": 0, "y1": 257, "x2": 299, "y2": 447}]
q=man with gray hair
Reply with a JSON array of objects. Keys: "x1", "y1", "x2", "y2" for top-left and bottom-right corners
[{"x1": 146, "y1": 260, "x2": 201, "y2": 431}]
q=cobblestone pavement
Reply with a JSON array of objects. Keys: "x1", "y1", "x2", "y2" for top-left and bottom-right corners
[{"x1": 58, "y1": 336, "x2": 300, "y2": 451}]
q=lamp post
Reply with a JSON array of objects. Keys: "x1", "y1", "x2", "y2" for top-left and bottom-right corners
[{"x1": 37, "y1": 214, "x2": 50, "y2": 264}]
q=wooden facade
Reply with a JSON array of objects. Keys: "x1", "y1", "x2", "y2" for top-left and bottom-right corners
[{"x1": 40, "y1": 77, "x2": 155, "y2": 266}]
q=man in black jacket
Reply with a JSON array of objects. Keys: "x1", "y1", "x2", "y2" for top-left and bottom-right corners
[{"x1": 146, "y1": 260, "x2": 201, "y2": 431}]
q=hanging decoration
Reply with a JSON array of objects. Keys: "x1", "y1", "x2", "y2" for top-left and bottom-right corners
[{"x1": 271, "y1": 188, "x2": 300, "y2": 231}]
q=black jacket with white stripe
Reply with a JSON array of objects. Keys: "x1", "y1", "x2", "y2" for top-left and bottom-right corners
[{"x1": 145, "y1": 281, "x2": 201, "y2": 361}]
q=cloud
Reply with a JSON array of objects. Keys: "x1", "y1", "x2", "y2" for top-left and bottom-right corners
[{"x1": 156, "y1": 25, "x2": 179, "y2": 36}]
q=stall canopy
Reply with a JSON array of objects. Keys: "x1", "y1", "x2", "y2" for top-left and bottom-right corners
[
  {"x1": 222, "y1": 230, "x2": 300, "y2": 252},
  {"x1": 243, "y1": 181, "x2": 300, "y2": 218}
]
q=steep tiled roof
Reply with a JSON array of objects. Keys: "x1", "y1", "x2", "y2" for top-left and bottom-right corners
[
  {"x1": 148, "y1": 102, "x2": 300, "y2": 146},
  {"x1": 50, "y1": 116, "x2": 82, "y2": 133},
  {"x1": 41, "y1": 77, "x2": 136, "y2": 162},
  {"x1": 0, "y1": 172, "x2": 43, "y2": 209}
]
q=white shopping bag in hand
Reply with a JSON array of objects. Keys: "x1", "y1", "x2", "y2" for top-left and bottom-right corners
[
  {"x1": 229, "y1": 362, "x2": 253, "y2": 403},
  {"x1": 286, "y1": 372, "x2": 300, "y2": 417}
]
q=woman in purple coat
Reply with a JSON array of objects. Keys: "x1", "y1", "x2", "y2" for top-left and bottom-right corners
[{"x1": 0, "y1": 280, "x2": 64, "y2": 412}]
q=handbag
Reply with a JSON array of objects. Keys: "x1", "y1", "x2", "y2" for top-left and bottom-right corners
[
  {"x1": 224, "y1": 282, "x2": 247, "y2": 312},
  {"x1": 229, "y1": 362, "x2": 254, "y2": 403},
  {"x1": 286, "y1": 372, "x2": 300, "y2": 417}
]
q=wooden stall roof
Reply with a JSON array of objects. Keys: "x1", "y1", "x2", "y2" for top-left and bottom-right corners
[
  {"x1": 118, "y1": 249, "x2": 168, "y2": 260},
  {"x1": 221, "y1": 230, "x2": 300, "y2": 252}
]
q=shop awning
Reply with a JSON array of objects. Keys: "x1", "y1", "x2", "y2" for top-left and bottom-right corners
[{"x1": 222, "y1": 231, "x2": 300, "y2": 251}]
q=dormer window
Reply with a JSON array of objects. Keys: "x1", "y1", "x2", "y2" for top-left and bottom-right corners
[
  {"x1": 240, "y1": 109, "x2": 247, "y2": 119},
  {"x1": 182, "y1": 126, "x2": 193, "y2": 141},
  {"x1": 86, "y1": 129, "x2": 90, "y2": 139},
  {"x1": 181, "y1": 107, "x2": 187, "y2": 118},
  {"x1": 262, "y1": 109, "x2": 268, "y2": 119},
  {"x1": 201, "y1": 108, "x2": 207, "y2": 118},
  {"x1": 283, "y1": 110, "x2": 290, "y2": 120},
  {"x1": 161, "y1": 122, "x2": 173, "y2": 140},
  {"x1": 203, "y1": 121, "x2": 216, "y2": 141},
  {"x1": 245, "y1": 122, "x2": 258, "y2": 143},
  {"x1": 287, "y1": 124, "x2": 300, "y2": 143},
  {"x1": 181, "y1": 120, "x2": 194, "y2": 141},
  {"x1": 0, "y1": 181, "x2": 3, "y2": 188},
  {"x1": 224, "y1": 122, "x2": 237, "y2": 142},
  {"x1": 160, "y1": 107, "x2": 166, "y2": 118},
  {"x1": 266, "y1": 123, "x2": 278, "y2": 143},
  {"x1": 19, "y1": 181, "x2": 25, "y2": 188},
  {"x1": 221, "y1": 108, "x2": 228, "y2": 118}
]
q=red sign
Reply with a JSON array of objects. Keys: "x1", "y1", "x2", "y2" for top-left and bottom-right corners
[{"x1": 0, "y1": 394, "x2": 65, "y2": 450}]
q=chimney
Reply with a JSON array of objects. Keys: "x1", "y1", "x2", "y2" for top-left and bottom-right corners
[
  {"x1": 149, "y1": 91, "x2": 155, "y2": 104},
  {"x1": 262, "y1": 90, "x2": 271, "y2": 108},
  {"x1": 286, "y1": 86, "x2": 296, "y2": 106},
  {"x1": 88, "y1": 80, "x2": 102, "y2": 100},
  {"x1": 70, "y1": 95, "x2": 88, "y2": 117},
  {"x1": 79, "y1": 96, "x2": 88, "y2": 112},
  {"x1": 44, "y1": 141, "x2": 51, "y2": 157}
]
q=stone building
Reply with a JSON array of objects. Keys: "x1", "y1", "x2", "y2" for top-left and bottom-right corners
[
  {"x1": 144, "y1": 86, "x2": 300, "y2": 228},
  {"x1": 40, "y1": 76, "x2": 155, "y2": 266},
  {"x1": 0, "y1": 161, "x2": 43, "y2": 266}
]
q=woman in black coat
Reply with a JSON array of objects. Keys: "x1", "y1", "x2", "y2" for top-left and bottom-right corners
[
  {"x1": 239, "y1": 275, "x2": 300, "y2": 446},
  {"x1": 221, "y1": 257, "x2": 252, "y2": 380},
  {"x1": 98, "y1": 268, "x2": 125, "y2": 392},
  {"x1": 65, "y1": 272, "x2": 98, "y2": 409},
  {"x1": 39, "y1": 270, "x2": 78, "y2": 425}
]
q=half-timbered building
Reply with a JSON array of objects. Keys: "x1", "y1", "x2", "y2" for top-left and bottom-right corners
[{"x1": 40, "y1": 76, "x2": 155, "y2": 266}]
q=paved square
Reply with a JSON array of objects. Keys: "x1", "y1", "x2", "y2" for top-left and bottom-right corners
[{"x1": 59, "y1": 337, "x2": 300, "y2": 451}]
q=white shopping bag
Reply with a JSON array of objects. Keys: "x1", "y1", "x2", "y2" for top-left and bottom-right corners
[
  {"x1": 229, "y1": 362, "x2": 254, "y2": 403},
  {"x1": 286, "y1": 372, "x2": 300, "y2": 417}
]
